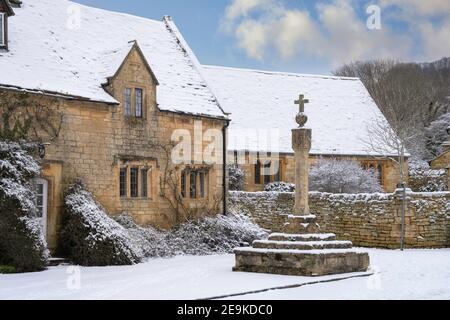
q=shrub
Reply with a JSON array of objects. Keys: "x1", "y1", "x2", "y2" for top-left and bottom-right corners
[
  {"x1": 409, "y1": 161, "x2": 448, "y2": 192},
  {"x1": 0, "y1": 265, "x2": 17, "y2": 274},
  {"x1": 309, "y1": 158, "x2": 383, "y2": 194},
  {"x1": 115, "y1": 212, "x2": 268, "y2": 258},
  {"x1": 265, "y1": 182, "x2": 295, "y2": 192},
  {"x1": 228, "y1": 164, "x2": 246, "y2": 191},
  {"x1": 424, "y1": 113, "x2": 450, "y2": 160},
  {"x1": 0, "y1": 141, "x2": 49, "y2": 272},
  {"x1": 166, "y1": 213, "x2": 267, "y2": 255},
  {"x1": 58, "y1": 181, "x2": 141, "y2": 266}
]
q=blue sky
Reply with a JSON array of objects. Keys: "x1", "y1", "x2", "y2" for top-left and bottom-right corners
[{"x1": 72, "y1": 0, "x2": 450, "y2": 75}]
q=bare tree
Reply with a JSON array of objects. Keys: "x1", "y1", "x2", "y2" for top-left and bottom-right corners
[
  {"x1": 148, "y1": 140, "x2": 222, "y2": 224},
  {"x1": 363, "y1": 117, "x2": 412, "y2": 250},
  {"x1": 334, "y1": 59, "x2": 450, "y2": 161}
]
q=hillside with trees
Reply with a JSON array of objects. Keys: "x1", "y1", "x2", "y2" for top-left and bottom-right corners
[{"x1": 334, "y1": 58, "x2": 450, "y2": 164}]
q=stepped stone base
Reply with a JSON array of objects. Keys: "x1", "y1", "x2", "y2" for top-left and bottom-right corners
[
  {"x1": 233, "y1": 214, "x2": 370, "y2": 277},
  {"x1": 233, "y1": 248, "x2": 370, "y2": 277}
]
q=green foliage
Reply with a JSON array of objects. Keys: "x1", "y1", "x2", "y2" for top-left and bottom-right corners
[
  {"x1": 0, "y1": 265, "x2": 17, "y2": 274},
  {"x1": 0, "y1": 112, "x2": 33, "y2": 141}
]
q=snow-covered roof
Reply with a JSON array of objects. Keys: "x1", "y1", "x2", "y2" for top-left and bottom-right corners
[
  {"x1": 203, "y1": 65, "x2": 396, "y2": 156},
  {"x1": 0, "y1": 0, "x2": 227, "y2": 119}
]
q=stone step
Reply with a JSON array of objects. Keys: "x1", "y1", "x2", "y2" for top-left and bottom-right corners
[
  {"x1": 269, "y1": 233, "x2": 337, "y2": 242},
  {"x1": 283, "y1": 214, "x2": 320, "y2": 234},
  {"x1": 253, "y1": 240, "x2": 353, "y2": 250},
  {"x1": 233, "y1": 248, "x2": 370, "y2": 277}
]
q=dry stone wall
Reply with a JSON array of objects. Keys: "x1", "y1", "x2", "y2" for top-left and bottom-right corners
[{"x1": 229, "y1": 191, "x2": 450, "y2": 249}]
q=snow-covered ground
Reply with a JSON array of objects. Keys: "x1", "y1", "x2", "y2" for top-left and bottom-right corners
[{"x1": 0, "y1": 249, "x2": 449, "y2": 300}]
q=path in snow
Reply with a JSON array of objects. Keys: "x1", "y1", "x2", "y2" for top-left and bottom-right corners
[
  {"x1": 225, "y1": 248, "x2": 450, "y2": 300},
  {"x1": 0, "y1": 249, "x2": 449, "y2": 300}
]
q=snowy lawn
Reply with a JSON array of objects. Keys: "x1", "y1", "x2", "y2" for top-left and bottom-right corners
[{"x1": 0, "y1": 248, "x2": 449, "y2": 300}]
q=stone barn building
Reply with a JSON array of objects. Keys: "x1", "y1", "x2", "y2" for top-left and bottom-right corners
[
  {"x1": 203, "y1": 66, "x2": 408, "y2": 193},
  {"x1": 0, "y1": 0, "x2": 229, "y2": 251}
]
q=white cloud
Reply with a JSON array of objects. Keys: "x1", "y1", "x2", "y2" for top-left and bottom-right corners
[
  {"x1": 419, "y1": 20, "x2": 450, "y2": 61},
  {"x1": 222, "y1": 0, "x2": 412, "y2": 66},
  {"x1": 378, "y1": 0, "x2": 450, "y2": 61},
  {"x1": 317, "y1": 0, "x2": 410, "y2": 65},
  {"x1": 235, "y1": 19, "x2": 270, "y2": 60},
  {"x1": 274, "y1": 10, "x2": 324, "y2": 59},
  {"x1": 379, "y1": 0, "x2": 450, "y2": 17}
]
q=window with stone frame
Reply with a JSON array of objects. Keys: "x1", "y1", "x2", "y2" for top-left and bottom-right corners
[
  {"x1": 130, "y1": 168, "x2": 139, "y2": 198},
  {"x1": 120, "y1": 168, "x2": 127, "y2": 198},
  {"x1": 199, "y1": 172, "x2": 206, "y2": 198},
  {"x1": 189, "y1": 171, "x2": 197, "y2": 198},
  {"x1": 135, "y1": 88, "x2": 143, "y2": 118},
  {"x1": 255, "y1": 160, "x2": 261, "y2": 184},
  {"x1": 263, "y1": 161, "x2": 271, "y2": 185},
  {"x1": 362, "y1": 161, "x2": 384, "y2": 186},
  {"x1": 124, "y1": 88, "x2": 132, "y2": 116},
  {"x1": 181, "y1": 169, "x2": 208, "y2": 199},
  {"x1": 120, "y1": 165, "x2": 152, "y2": 199},
  {"x1": 140, "y1": 168, "x2": 148, "y2": 197},
  {"x1": 274, "y1": 161, "x2": 282, "y2": 182}
]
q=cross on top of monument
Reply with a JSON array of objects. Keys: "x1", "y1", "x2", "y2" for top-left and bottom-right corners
[{"x1": 294, "y1": 94, "x2": 309, "y2": 113}]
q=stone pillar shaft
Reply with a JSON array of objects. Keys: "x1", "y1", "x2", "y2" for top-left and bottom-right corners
[{"x1": 292, "y1": 128, "x2": 312, "y2": 216}]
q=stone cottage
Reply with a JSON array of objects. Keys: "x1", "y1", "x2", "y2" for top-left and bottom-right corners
[
  {"x1": 0, "y1": 0, "x2": 229, "y2": 251},
  {"x1": 203, "y1": 66, "x2": 408, "y2": 192}
]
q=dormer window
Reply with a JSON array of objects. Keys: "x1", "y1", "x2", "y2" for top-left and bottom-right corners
[{"x1": 0, "y1": 13, "x2": 5, "y2": 47}]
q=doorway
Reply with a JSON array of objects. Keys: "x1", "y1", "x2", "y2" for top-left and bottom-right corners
[{"x1": 34, "y1": 179, "x2": 48, "y2": 240}]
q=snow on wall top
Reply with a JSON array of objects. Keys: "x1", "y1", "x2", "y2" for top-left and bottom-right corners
[
  {"x1": 203, "y1": 65, "x2": 396, "y2": 156},
  {"x1": 0, "y1": 0, "x2": 226, "y2": 119}
]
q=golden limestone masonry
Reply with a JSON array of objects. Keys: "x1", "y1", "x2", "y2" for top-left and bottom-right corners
[{"x1": 0, "y1": 1, "x2": 229, "y2": 253}]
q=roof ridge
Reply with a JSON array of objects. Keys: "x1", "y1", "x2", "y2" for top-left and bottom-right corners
[
  {"x1": 203, "y1": 65, "x2": 361, "y2": 82},
  {"x1": 163, "y1": 17, "x2": 230, "y2": 117},
  {"x1": 65, "y1": 0, "x2": 164, "y2": 26}
]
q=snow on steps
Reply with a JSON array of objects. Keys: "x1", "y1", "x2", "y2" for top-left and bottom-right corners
[
  {"x1": 269, "y1": 233, "x2": 337, "y2": 242},
  {"x1": 253, "y1": 240, "x2": 353, "y2": 250}
]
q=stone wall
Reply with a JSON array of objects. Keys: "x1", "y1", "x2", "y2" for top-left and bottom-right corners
[{"x1": 229, "y1": 191, "x2": 450, "y2": 249}]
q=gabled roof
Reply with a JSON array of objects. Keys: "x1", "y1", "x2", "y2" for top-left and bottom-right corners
[
  {"x1": 0, "y1": 0, "x2": 227, "y2": 119},
  {"x1": 203, "y1": 65, "x2": 398, "y2": 156},
  {"x1": 103, "y1": 41, "x2": 159, "y2": 87}
]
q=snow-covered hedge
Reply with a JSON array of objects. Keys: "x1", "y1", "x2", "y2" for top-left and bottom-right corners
[
  {"x1": 59, "y1": 181, "x2": 141, "y2": 266},
  {"x1": 0, "y1": 141, "x2": 49, "y2": 272},
  {"x1": 409, "y1": 161, "x2": 448, "y2": 192},
  {"x1": 58, "y1": 181, "x2": 266, "y2": 265},
  {"x1": 265, "y1": 182, "x2": 295, "y2": 192},
  {"x1": 228, "y1": 164, "x2": 246, "y2": 191},
  {"x1": 116, "y1": 212, "x2": 268, "y2": 258},
  {"x1": 309, "y1": 158, "x2": 383, "y2": 193}
]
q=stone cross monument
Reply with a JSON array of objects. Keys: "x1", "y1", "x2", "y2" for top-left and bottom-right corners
[
  {"x1": 293, "y1": 94, "x2": 312, "y2": 215},
  {"x1": 233, "y1": 94, "x2": 370, "y2": 277}
]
